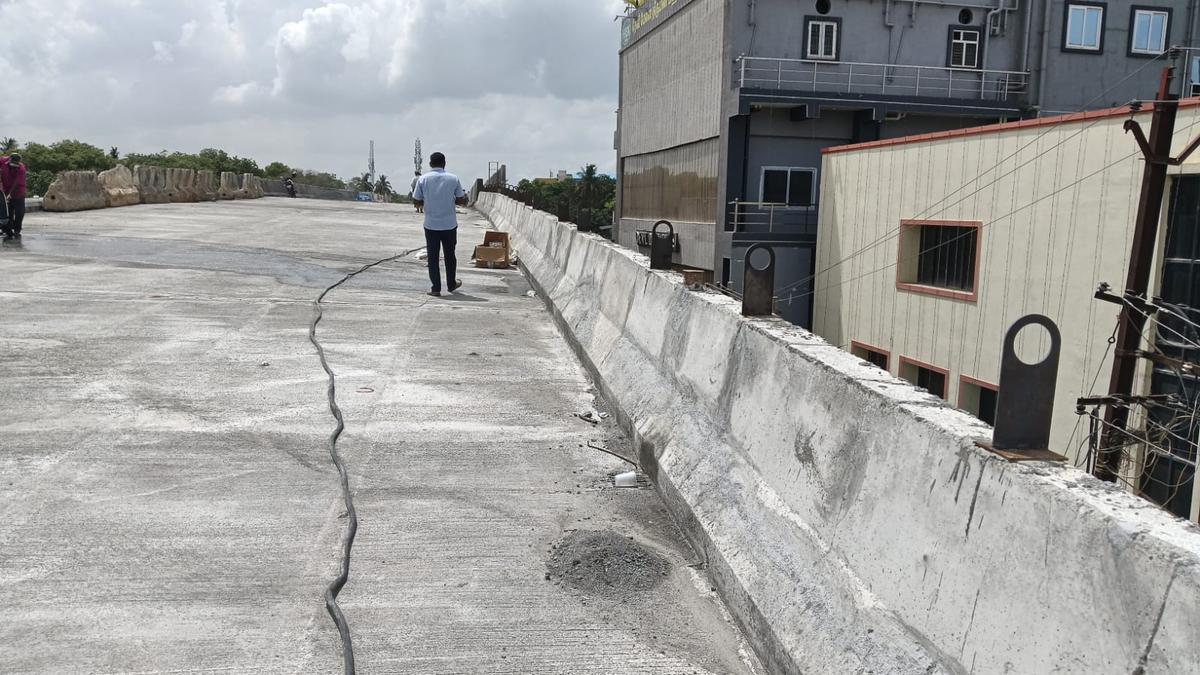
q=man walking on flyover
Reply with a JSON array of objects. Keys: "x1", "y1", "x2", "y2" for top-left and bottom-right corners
[
  {"x1": 1, "y1": 153, "x2": 26, "y2": 240},
  {"x1": 412, "y1": 152, "x2": 468, "y2": 297}
]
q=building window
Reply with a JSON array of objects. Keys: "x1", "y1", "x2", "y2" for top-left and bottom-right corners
[
  {"x1": 1191, "y1": 56, "x2": 1200, "y2": 96},
  {"x1": 805, "y1": 17, "x2": 840, "y2": 61},
  {"x1": 949, "y1": 27, "x2": 981, "y2": 68},
  {"x1": 959, "y1": 376, "x2": 999, "y2": 425},
  {"x1": 1063, "y1": 2, "x2": 1106, "y2": 53},
  {"x1": 851, "y1": 341, "x2": 890, "y2": 371},
  {"x1": 760, "y1": 167, "x2": 815, "y2": 206},
  {"x1": 899, "y1": 357, "x2": 948, "y2": 399},
  {"x1": 896, "y1": 220, "x2": 981, "y2": 301},
  {"x1": 1129, "y1": 7, "x2": 1170, "y2": 56}
]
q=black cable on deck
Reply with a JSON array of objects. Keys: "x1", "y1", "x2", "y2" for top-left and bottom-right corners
[{"x1": 308, "y1": 249, "x2": 421, "y2": 674}]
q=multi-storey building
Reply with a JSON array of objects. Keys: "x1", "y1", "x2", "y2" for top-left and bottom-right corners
[{"x1": 615, "y1": 0, "x2": 1200, "y2": 326}]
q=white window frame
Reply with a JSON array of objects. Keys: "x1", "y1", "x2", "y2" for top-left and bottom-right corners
[
  {"x1": 1130, "y1": 8, "x2": 1170, "y2": 55},
  {"x1": 1065, "y1": 3, "x2": 1104, "y2": 52},
  {"x1": 949, "y1": 28, "x2": 981, "y2": 69},
  {"x1": 806, "y1": 20, "x2": 839, "y2": 61},
  {"x1": 759, "y1": 166, "x2": 817, "y2": 207}
]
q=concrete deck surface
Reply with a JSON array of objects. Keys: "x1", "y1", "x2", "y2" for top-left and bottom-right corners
[{"x1": 0, "y1": 199, "x2": 761, "y2": 674}]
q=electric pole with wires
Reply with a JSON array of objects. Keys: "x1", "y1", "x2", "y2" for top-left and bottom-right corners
[{"x1": 1093, "y1": 59, "x2": 1200, "y2": 483}]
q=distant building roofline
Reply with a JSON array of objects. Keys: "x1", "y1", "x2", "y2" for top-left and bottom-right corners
[{"x1": 822, "y1": 97, "x2": 1200, "y2": 156}]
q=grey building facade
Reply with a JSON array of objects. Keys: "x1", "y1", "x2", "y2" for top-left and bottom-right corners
[{"x1": 616, "y1": 0, "x2": 1200, "y2": 326}]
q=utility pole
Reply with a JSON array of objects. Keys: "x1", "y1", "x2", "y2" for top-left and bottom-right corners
[{"x1": 1097, "y1": 65, "x2": 1187, "y2": 481}]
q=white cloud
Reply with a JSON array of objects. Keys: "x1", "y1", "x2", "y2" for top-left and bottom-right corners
[{"x1": 0, "y1": 0, "x2": 626, "y2": 183}]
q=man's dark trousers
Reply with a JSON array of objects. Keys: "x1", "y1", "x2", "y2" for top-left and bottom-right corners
[
  {"x1": 8, "y1": 198, "x2": 24, "y2": 234},
  {"x1": 424, "y1": 227, "x2": 457, "y2": 292}
]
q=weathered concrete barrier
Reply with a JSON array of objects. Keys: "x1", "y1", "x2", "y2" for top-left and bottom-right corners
[
  {"x1": 96, "y1": 165, "x2": 141, "y2": 208},
  {"x1": 241, "y1": 174, "x2": 264, "y2": 199},
  {"x1": 42, "y1": 171, "x2": 107, "y2": 212},
  {"x1": 166, "y1": 168, "x2": 197, "y2": 203},
  {"x1": 217, "y1": 172, "x2": 240, "y2": 200},
  {"x1": 195, "y1": 170, "x2": 217, "y2": 201},
  {"x1": 476, "y1": 192, "x2": 1200, "y2": 674},
  {"x1": 133, "y1": 166, "x2": 170, "y2": 204}
]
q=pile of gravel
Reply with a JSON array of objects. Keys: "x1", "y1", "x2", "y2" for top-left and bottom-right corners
[{"x1": 546, "y1": 530, "x2": 670, "y2": 597}]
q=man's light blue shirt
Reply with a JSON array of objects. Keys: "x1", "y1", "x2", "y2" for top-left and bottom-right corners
[{"x1": 413, "y1": 168, "x2": 466, "y2": 231}]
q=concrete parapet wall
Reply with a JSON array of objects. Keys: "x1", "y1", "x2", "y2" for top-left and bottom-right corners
[
  {"x1": 475, "y1": 192, "x2": 1200, "y2": 674},
  {"x1": 96, "y1": 165, "x2": 141, "y2": 208},
  {"x1": 264, "y1": 179, "x2": 358, "y2": 201},
  {"x1": 42, "y1": 171, "x2": 107, "y2": 212}
]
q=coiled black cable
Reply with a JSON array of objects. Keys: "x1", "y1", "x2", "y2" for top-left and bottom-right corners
[{"x1": 308, "y1": 249, "x2": 421, "y2": 674}]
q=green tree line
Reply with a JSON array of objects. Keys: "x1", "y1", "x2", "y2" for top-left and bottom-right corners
[
  {"x1": 515, "y1": 164, "x2": 615, "y2": 232},
  {"x1": 1, "y1": 137, "x2": 351, "y2": 196}
]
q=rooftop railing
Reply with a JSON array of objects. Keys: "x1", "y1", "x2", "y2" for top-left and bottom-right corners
[
  {"x1": 736, "y1": 56, "x2": 1028, "y2": 102},
  {"x1": 728, "y1": 201, "x2": 818, "y2": 234}
]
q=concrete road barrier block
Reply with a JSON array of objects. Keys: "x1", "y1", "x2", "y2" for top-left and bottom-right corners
[
  {"x1": 241, "y1": 173, "x2": 264, "y2": 199},
  {"x1": 217, "y1": 172, "x2": 240, "y2": 200},
  {"x1": 97, "y1": 165, "x2": 141, "y2": 208},
  {"x1": 133, "y1": 166, "x2": 170, "y2": 204},
  {"x1": 42, "y1": 171, "x2": 107, "y2": 212},
  {"x1": 195, "y1": 170, "x2": 217, "y2": 201},
  {"x1": 167, "y1": 168, "x2": 198, "y2": 203}
]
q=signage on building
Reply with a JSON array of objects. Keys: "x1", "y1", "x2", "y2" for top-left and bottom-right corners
[
  {"x1": 621, "y1": 0, "x2": 695, "y2": 49},
  {"x1": 635, "y1": 229, "x2": 681, "y2": 252}
]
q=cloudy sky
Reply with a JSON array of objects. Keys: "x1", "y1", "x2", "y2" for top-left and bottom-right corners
[{"x1": 0, "y1": 0, "x2": 626, "y2": 184}]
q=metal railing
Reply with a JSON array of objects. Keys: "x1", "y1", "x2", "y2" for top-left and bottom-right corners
[
  {"x1": 736, "y1": 56, "x2": 1028, "y2": 102},
  {"x1": 728, "y1": 201, "x2": 818, "y2": 234}
]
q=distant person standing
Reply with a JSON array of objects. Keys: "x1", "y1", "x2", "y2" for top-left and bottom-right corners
[
  {"x1": 410, "y1": 171, "x2": 423, "y2": 213},
  {"x1": 1, "y1": 153, "x2": 26, "y2": 240},
  {"x1": 412, "y1": 152, "x2": 467, "y2": 297}
]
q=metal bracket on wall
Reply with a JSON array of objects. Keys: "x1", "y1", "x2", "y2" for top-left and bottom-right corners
[
  {"x1": 742, "y1": 244, "x2": 775, "y2": 317},
  {"x1": 650, "y1": 220, "x2": 674, "y2": 270},
  {"x1": 977, "y1": 314, "x2": 1068, "y2": 462}
]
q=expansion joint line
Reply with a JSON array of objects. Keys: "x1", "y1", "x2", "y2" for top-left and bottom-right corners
[{"x1": 308, "y1": 248, "x2": 421, "y2": 675}]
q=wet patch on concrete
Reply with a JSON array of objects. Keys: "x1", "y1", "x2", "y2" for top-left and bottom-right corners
[{"x1": 547, "y1": 529, "x2": 670, "y2": 597}]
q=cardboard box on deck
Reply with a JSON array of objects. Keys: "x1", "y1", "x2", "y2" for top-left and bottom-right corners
[{"x1": 473, "y1": 231, "x2": 511, "y2": 268}]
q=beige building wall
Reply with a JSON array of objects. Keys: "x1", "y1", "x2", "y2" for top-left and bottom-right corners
[
  {"x1": 813, "y1": 103, "x2": 1200, "y2": 462},
  {"x1": 618, "y1": 0, "x2": 723, "y2": 158},
  {"x1": 617, "y1": 0, "x2": 724, "y2": 269}
]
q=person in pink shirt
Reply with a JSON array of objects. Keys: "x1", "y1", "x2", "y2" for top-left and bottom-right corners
[{"x1": 1, "y1": 153, "x2": 26, "y2": 239}]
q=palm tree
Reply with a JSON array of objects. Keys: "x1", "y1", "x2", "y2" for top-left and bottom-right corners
[
  {"x1": 109, "y1": 147, "x2": 120, "y2": 160},
  {"x1": 578, "y1": 164, "x2": 598, "y2": 230},
  {"x1": 374, "y1": 174, "x2": 393, "y2": 197},
  {"x1": 354, "y1": 173, "x2": 374, "y2": 193},
  {"x1": 1, "y1": 138, "x2": 17, "y2": 153}
]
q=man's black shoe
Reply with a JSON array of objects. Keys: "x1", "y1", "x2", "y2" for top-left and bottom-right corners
[{"x1": 451, "y1": 279, "x2": 462, "y2": 292}]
